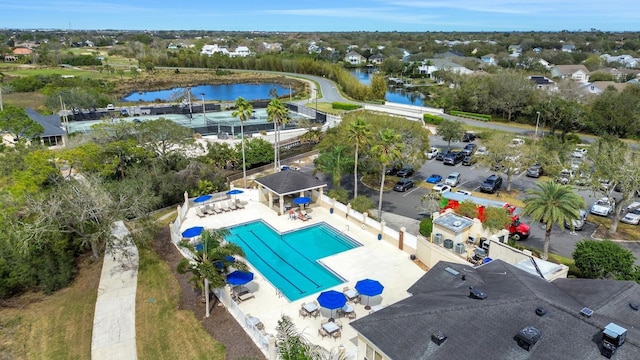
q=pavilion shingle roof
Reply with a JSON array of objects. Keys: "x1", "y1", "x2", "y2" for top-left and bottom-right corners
[{"x1": 255, "y1": 170, "x2": 326, "y2": 196}]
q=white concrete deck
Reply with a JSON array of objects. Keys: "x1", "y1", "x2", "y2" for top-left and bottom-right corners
[{"x1": 180, "y1": 197, "x2": 426, "y2": 353}]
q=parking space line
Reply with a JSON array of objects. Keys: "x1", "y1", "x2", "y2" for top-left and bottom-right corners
[
  {"x1": 403, "y1": 187, "x2": 422, "y2": 197},
  {"x1": 458, "y1": 180, "x2": 471, "y2": 187}
]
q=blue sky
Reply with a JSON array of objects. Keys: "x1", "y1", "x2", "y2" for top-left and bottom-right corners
[{"x1": 1, "y1": 0, "x2": 637, "y2": 32}]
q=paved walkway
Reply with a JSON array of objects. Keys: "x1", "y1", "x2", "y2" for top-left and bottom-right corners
[{"x1": 91, "y1": 221, "x2": 138, "y2": 360}]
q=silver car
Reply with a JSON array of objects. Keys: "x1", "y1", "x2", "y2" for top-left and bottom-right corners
[
  {"x1": 565, "y1": 209, "x2": 588, "y2": 231},
  {"x1": 621, "y1": 202, "x2": 640, "y2": 225}
]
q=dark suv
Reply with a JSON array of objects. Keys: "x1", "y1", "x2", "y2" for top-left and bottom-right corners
[
  {"x1": 460, "y1": 143, "x2": 477, "y2": 156},
  {"x1": 396, "y1": 166, "x2": 415, "y2": 178},
  {"x1": 462, "y1": 132, "x2": 477, "y2": 142},
  {"x1": 385, "y1": 161, "x2": 402, "y2": 175},
  {"x1": 526, "y1": 163, "x2": 544, "y2": 178},
  {"x1": 480, "y1": 174, "x2": 503, "y2": 193},
  {"x1": 443, "y1": 152, "x2": 464, "y2": 165}
]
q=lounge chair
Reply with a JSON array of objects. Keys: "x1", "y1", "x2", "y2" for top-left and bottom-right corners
[
  {"x1": 298, "y1": 212, "x2": 309, "y2": 221},
  {"x1": 300, "y1": 210, "x2": 312, "y2": 219},
  {"x1": 235, "y1": 200, "x2": 245, "y2": 209},
  {"x1": 212, "y1": 203, "x2": 223, "y2": 214},
  {"x1": 238, "y1": 292, "x2": 255, "y2": 301},
  {"x1": 227, "y1": 200, "x2": 237, "y2": 211},
  {"x1": 195, "y1": 206, "x2": 207, "y2": 218},
  {"x1": 219, "y1": 202, "x2": 230, "y2": 212},
  {"x1": 205, "y1": 204, "x2": 216, "y2": 215}
]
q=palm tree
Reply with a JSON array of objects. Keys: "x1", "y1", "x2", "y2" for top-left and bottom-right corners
[
  {"x1": 232, "y1": 97, "x2": 253, "y2": 188},
  {"x1": 313, "y1": 145, "x2": 354, "y2": 188},
  {"x1": 347, "y1": 117, "x2": 371, "y2": 198},
  {"x1": 522, "y1": 180, "x2": 586, "y2": 260},
  {"x1": 266, "y1": 98, "x2": 290, "y2": 170},
  {"x1": 371, "y1": 129, "x2": 404, "y2": 218},
  {"x1": 177, "y1": 228, "x2": 247, "y2": 317},
  {"x1": 275, "y1": 314, "x2": 347, "y2": 360}
]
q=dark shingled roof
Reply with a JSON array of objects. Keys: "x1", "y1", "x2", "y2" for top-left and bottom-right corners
[
  {"x1": 350, "y1": 260, "x2": 640, "y2": 360},
  {"x1": 25, "y1": 108, "x2": 66, "y2": 137},
  {"x1": 254, "y1": 170, "x2": 326, "y2": 196}
]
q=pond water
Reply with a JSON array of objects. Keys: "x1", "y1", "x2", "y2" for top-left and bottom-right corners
[
  {"x1": 351, "y1": 68, "x2": 425, "y2": 106},
  {"x1": 122, "y1": 83, "x2": 291, "y2": 102}
]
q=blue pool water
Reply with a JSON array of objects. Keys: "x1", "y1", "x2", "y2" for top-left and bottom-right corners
[{"x1": 227, "y1": 221, "x2": 361, "y2": 301}]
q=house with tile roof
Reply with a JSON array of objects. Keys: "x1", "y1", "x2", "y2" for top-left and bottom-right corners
[
  {"x1": 345, "y1": 51, "x2": 366, "y2": 65},
  {"x1": 417, "y1": 59, "x2": 474, "y2": 77},
  {"x1": 350, "y1": 259, "x2": 640, "y2": 360}
]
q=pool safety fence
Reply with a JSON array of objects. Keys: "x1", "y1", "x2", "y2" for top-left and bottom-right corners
[{"x1": 213, "y1": 287, "x2": 275, "y2": 359}]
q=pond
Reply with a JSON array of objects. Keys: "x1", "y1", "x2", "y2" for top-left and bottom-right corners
[
  {"x1": 122, "y1": 83, "x2": 292, "y2": 102},
  {"x1": 351, "y1": 68, "x2": 425, "y2": 106}
]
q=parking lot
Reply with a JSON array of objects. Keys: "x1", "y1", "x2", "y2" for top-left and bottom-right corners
[{"x1": 297, "y1": 135, "x2": 640, "y2": 263}]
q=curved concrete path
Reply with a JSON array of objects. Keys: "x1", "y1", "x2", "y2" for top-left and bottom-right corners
[{"x1": 91, "y1": 221, "x2": 138, "y2": 360}]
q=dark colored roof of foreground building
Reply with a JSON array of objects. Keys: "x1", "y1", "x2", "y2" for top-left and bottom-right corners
[
  {"x1": 350, "y1": 260, "x2": 640, "y2": 360},
  {"x1": 25, "y1": 108, "x2": 66, "y2": 137},
  {"x1": 255, "y1": 170, "x2": 326, "y2": 196}
]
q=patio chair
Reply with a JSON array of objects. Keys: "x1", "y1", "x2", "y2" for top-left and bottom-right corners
[
  {"x1": 299, "y1": 308, "x2": 308, "y2": 318},
  {"x1": 205, "y1": 204, "x2": 216, "y2": 215},
  {"x1": 321, "y1": 319, "x2": 329, "y2": 326},
  {"x1": 335, "y1": 320, "x2": 343, "y2": 329},
  {"x1": 332, "y1": 330, "x2": 341, "y2": 341},
  {"x1": 219, "y1": 202, "x2": 230, "y2": 212},
  {"x1": 318, "y1": 328, "x2": 329, "y2": 339},
  {"x1": 311, "y1": 309, "x2": 320, "y2": 318},
  {"x1": 347, "y1": 311, "x2": 357, "y2": 321},
  {"x1": 195, "y1": 206, "x2": 207, "y2": 218}
]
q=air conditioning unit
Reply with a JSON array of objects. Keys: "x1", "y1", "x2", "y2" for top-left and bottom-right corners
[
  {"x1": 454, "y1": 243, "x2": 466, "y2": 254},
  {"x1": 434, "y1": 233, "x2": 444, "y2": 245},
  {"x1": 467, "y1": 236, "x2": 477, "y2": 245},
  {"x1": 443, "y1": 239, "x2": 454, "y2": 249}
]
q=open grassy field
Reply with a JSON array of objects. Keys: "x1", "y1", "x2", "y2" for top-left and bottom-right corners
[
  {"x1": 135, "y1": 247, "x2": 225, "y2": 360},
  {"x1": 0, "y1": 256, "x2": 100, "y2": 360}
]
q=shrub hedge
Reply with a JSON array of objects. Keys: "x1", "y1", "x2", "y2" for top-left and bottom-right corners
[
  {"x1": 449, "y1": 110, "x2": 492, "y2": 121},
  {"x1": 332, "y1": 102, "x2": 362, "y2": 111},
  {"x1": 423, "y1": 113, "x2": 444, "y2": 125}
]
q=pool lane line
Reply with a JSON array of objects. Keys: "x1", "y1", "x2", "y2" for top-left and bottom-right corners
[
  {"x1": 248, "y1": 230, "x2": 323, "y2": 289},
  {"x1": 230, "y1": 233, "x2": 307, "y2": 296}
]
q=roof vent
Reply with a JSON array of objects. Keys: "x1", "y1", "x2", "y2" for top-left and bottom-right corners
[
  {"x1": 535, "y1": 306, "x2": 547, "y2": 316},
  {"x1": 580, "y1": 307, "x2": 594, "y2": 318},
  {"x1": 630, "y1": 302, "x2": 640, "y2": 311},
  {"x1": 469, "y1": 286, "x2": 487, "y2": 300},
  {"x1": 515, "y1": 326, "x2": 542, "y2": 351},
  {"x1": 601, "y1": 323, "x2": 627, "y2": 359},
  {"x1": 431, "y1": 330, "x2": 447, "y2": 346},
  {"x1": 444, "y1": 267, "x2": 459, "y2": 276}
]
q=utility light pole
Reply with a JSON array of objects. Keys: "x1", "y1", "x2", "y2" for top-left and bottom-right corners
[
  {"x1": 201, "y1": 93, "x2": 206, "y2": 126},
  {"x1": 535, "y1": 111, "x2": 541, "y2": 139}
]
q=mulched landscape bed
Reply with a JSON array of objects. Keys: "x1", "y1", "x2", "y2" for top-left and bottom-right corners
[{"x1": 151, "y1": 227, "x2": 265, "y2": 360}]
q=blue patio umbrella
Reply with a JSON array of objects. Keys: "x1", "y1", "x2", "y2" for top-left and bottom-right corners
[
  {"x1": 356, "y1": 279, "x2": 384, "y2": 309},
  {"x1": 214, "y1": 255, "x2": 237, "y2": 269},
  {"x1": 194, "y1": 194, "x2": 213, "y2": 203},
  {"x1": 317, "y1": 290, "x2": 347, "y2": 318},
  {"x1": 293, "y1": 196, "x2": 312, "y2": 205},
  {"x1": 181, "y1": 226, "x2": 204, "y2": 238},
  {"x1": 227, "y1": 270, "x2": 254, "y2": 286},
  {"x1": 226, "y1": 189, "x2": 244, "y2": 195}
]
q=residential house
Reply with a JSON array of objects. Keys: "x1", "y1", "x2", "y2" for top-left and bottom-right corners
[
  {"x1": 591, "y1": 67, "x2": 638, "y2": 81},
  {"x1": 480, "y1": 54, "x2": 496, "y2": 65},
  {"x1": 550, "y1": 64, "x2": 590, "y2": 83},
  {"x1": 584, "y1": 81, "x2": 629, "y2": 95},
  {"x1": 600, "y1": 54, "x2": 639, "y2": 69},
  {"x1": 508, "y1": 44, "x2": 522, "y2": 54},
  {"x1": 417, "y1": 59, "x2": 473, "y2": 77},
  {"x1": 350, "y1": 259, "x2": 640, "y2": 360},
  {"x1": 231, "y1": 46, "x2": 250, "y2": 57},
  {"x1": 12, "y1": 47, "x2": 32, "y2": 56},
  {"x1": 529, "y1": 75, "x2": 557, "y2": 91},
  {"x1": 561, "y1": 44, "x2": 576, "y2": 52},
  {"x1": 369, "y1": 53, "x2": 385, "y2": 65},
  {"x1": 201, "y1": 44, "x2": 229, "y2": 56},
  {"x1": 3, "y1": 108, "x2": 68, "y2": 148},
  {"x1": 345, "y1": 51, "x2": 366, "y2": 65}
]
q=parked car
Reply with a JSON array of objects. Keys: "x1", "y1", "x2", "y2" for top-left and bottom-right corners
[
  {"x1": 426, "y1": 174, "x2": 443, "y2": 184},
  {"x1": 385, "y1": 161, "x2": 402, "y2": 175},
  {"x1": 460, "y1": 143, "x2": 477, "y2": 156},
  {"x1": 475, "y1": 146, "x2": 489, "y2": 156},
  {"x1": 573, "y1": 148, "x2": 588, "y2": 158},
  {"x1": 480, "y1": 174, "x2": 503, "y2": 193},
  {"x1": 432, "y1": 183, "x2": 452, "y2": 194},
  {"x1": 526, "y1": 163, "x2": 544, "y2": 178},
  {"x1": 462, "y1": 155, "x2": 477, "y2": 166},
  {"x1": 396, "y1": 166, "x2": 415, "y2": 178},
  {"x1": 462, "y1": 132, "x2": 477, "y2": 142},
  {"x1": 444, "y1": 172, "x2": 461, "y2": 187},
  {"x1": 556, "y1": 169, "x2": 574, "y2": 185},
  {"x1": 435, "y1": 151, "x2": 449, "y2": 161},
  {"x1": 106, "y1": 104, "x2": 115, "y2": 110},
  {"x1": 443, "y1": 151, "x2": 464, "y2": 165},
  {"x1": 590, "y1": 197, "x2": 615, "y2": 216},
  {"x1": 621, "y1": 208, "x2": 640, "y2": 225},
  {"x1": 426, "y1": 147, "x2": 440, "y2": 159},
  {"x1": 393, "y1": 178, "x2": 415, "y2": 192},
  {"x1": 564, "y1": 209, "x2": 588, "y2": 231},
  {"x1": 455, "y1": 189, "x2": 472, "y2": 196},
  {"x1": 510, "y1": 138, "x2": 525, "y2": 146}
]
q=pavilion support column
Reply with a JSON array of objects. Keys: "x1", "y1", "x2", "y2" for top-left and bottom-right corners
[
  {"x1": 399, "y1": 226, "x2": 406, "y2": 250},
  {"x1": 279, "y1": 195, "x2": 285, "y2": 215},
  {"x1": 268, "y1": 191, "x2": 273, "y2": 208}
]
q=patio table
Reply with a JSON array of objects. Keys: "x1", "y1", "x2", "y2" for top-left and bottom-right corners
[
  {"x1": 344, "y1": 289, "x2": 359, "y2": 301},
  {"x1": 302, "y1": 302, "x2": 318, "y2": 314},
  {"x1": 342, "y1": 304, "x2": 354, "y2": 314},
  {"x1": 322, "y1": 321, "x2": 340, "y2": 334}
]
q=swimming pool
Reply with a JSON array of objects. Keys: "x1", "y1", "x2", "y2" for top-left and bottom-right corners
[{"x1": 227, "y1": 220, "x2": 361, "y2": 301}]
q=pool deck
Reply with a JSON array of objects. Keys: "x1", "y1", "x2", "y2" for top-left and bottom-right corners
[{"x1": 179, "y1": 198, "x2": 426, "y2": 353}]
